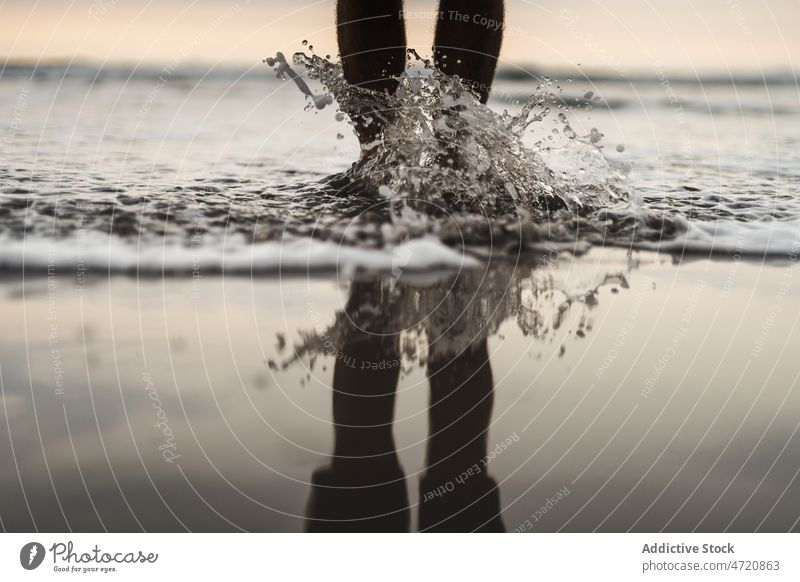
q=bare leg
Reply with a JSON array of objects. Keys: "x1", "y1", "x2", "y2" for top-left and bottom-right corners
[
  {"x1": 336, "y1": 1, "x2": 407, "y2": 145},
  {"x1": 434, "y1": 0, "x2": 504, "y2": 103}
]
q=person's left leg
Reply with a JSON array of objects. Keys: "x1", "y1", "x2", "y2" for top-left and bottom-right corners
[{"x1": 336, "y1": 1, "x2": 407, "y2": 145}]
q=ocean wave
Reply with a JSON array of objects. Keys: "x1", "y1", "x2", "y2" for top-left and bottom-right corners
[{"x1": 0, "y1": 235, "x2": 478, "y2": 275}]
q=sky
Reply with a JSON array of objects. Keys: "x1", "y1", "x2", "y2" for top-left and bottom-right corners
[{"x1": 1, "y1": 0, "x2": 797, "y2": 75}]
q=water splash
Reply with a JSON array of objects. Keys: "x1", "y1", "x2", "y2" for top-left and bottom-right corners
[
  {"x1": 267, "y1": 50, "x2": 632, "y2": 229},
  {"x1": 264, "y1": 51, "x2": 800, "y2": 260}
]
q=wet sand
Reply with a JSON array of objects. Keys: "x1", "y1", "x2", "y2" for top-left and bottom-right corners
[{"x1": 1, "y1": 248, "x2": 799, "y2": 532}]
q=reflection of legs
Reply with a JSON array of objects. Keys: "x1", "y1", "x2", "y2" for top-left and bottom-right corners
[
  {"x1": 336, "y1": 1, "x2": 407, "y2": 144},
  {"x1": 434, "y1": 0, "x2": 504, "y2": 103},
  {"x1": 305, "y1": 283, "x2": 409, "y2": 531},
  {"x1": 419, "y1": 339, "x2": 505, "y2": 532}
]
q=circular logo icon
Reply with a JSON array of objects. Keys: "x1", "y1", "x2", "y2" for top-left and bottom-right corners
[{"x1": 20, "y1": 542, "x2": 46, "y2": 570}]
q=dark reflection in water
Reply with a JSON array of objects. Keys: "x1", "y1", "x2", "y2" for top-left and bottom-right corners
[
  {"x1": 306, "y1": 281, "x2": 411, "y2": 531},
  {"x1": 305, "y1": 279, "x2": 505, "y2": 531},
  {"x1": 298, "y1": 252, "x2": 591, "y2": 532}
]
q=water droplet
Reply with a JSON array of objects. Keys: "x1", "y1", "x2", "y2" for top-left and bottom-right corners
[
  {"x1": 301, "y1": 40, "x2": 308, "y2": 46},
  {"x1": 616, "y1": 144, "x2": 625, "y2": 152}
]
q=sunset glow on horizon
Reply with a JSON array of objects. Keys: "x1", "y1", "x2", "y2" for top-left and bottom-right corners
[{"x1": 1, "y1": 0, "x2": 797, "y2": 75}]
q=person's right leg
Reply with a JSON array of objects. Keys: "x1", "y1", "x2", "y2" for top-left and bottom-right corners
[
  {"x1": 336, "y1": 1, "x2": 407, "y2": 145},
  {"x1": 434, "y1": 0, "x2": 505, "y2": 103},
  {"x1": 429, "y1": 1, "x2": 504, "y2": 168}
]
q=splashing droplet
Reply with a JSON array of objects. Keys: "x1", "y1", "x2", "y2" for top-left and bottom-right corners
[{"x1": 264, "y1": 52, "x2": 332, "y2": 110}]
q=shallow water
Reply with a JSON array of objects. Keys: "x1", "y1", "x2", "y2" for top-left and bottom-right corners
[
  {"x1": 1, "y1": 61, "x2": 800, "y2": 532},
  {"x1": 1, "y1": 250, "x2": 799, "y2": 532}
]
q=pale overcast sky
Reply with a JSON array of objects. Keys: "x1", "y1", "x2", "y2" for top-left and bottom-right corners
[{"x1": 1, "y1": 0, "x2": 797, "y2": 74}]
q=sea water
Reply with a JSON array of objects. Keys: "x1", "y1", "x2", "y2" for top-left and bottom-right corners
[
  {"x1": 1, "y1": 57, "x2": 798, "y2": 274},
  {"x1": 2, "y1": 58, "x2": 800, "y2": 532}
]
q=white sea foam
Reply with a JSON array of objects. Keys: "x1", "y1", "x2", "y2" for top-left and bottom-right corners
[
  {"x1": 8, "y1": 212, "x2": 796, "y2": 278},
  {"x1": 644, "y1": 218, "x2": 800, "y2": 258},
  {"x1": 0, "y1": 235, "x2": 478, "y2": 274}
]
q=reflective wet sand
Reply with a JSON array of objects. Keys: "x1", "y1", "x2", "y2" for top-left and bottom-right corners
[{"x1": 1, "y1": 249, "x2": 799, "y2": 532}]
